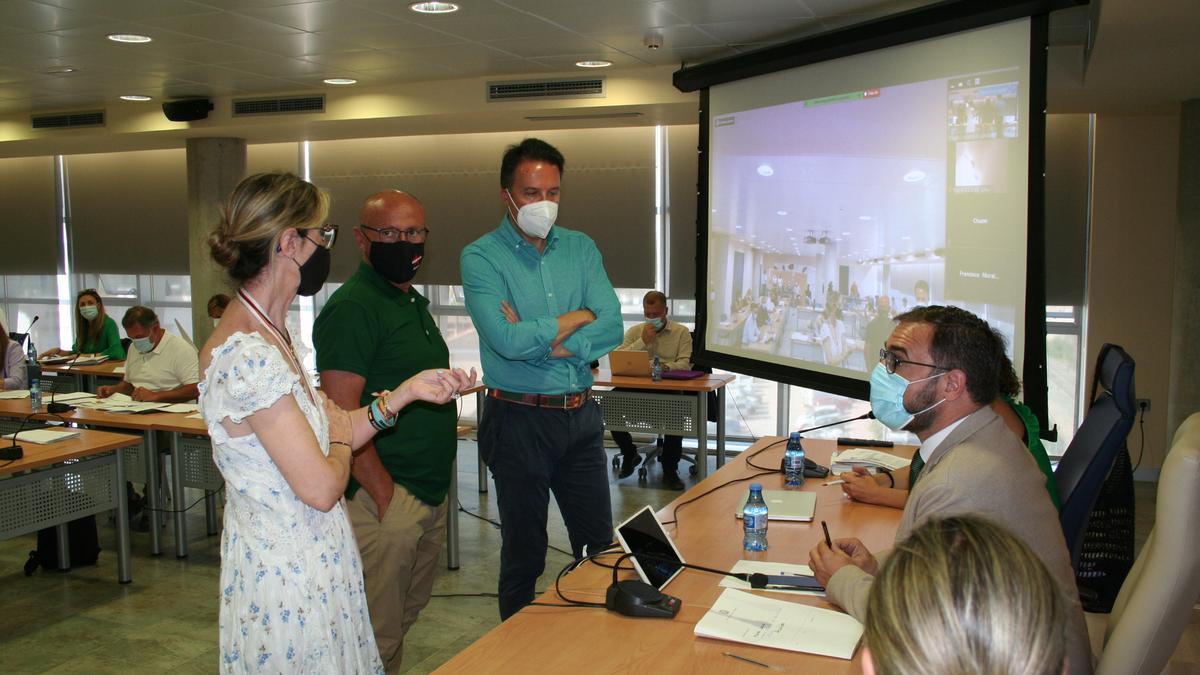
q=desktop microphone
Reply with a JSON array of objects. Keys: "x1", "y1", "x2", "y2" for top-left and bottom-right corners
[
  {"x1": 1, "y1": 413, "x2": 32, "y2": 461},
  {"x1": 46, "y1": 351, "x2": 84, "y2": 414}
]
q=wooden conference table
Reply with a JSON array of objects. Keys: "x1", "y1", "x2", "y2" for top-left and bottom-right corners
[
  {"x1": 436, "y1": 437, "x2": 913, "y2": 674},
  {"x1": 0, "y1": 421, "x2": 140, "y2": 583}
]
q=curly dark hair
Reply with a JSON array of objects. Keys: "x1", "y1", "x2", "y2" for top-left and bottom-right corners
[{"x1": 893, "y1": 305, "x2": 1008, "y2": 405}]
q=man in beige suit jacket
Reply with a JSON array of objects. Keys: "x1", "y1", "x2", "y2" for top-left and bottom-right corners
[{"x1": 809, "y1": 306, "x2": 1091, "y2": 674}]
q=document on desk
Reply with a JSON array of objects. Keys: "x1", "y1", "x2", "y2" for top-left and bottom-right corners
[
  {"x1": 76, "y1": 393, "x2": 170, "y2": 413},
  {"x1": 694, "y1": 589, "x2": 862, "y2": 660},
  {"x1": 830, "y1": 448, "x2": 910, "y2": 474},
  {"x1": 718, "y1": 561, "x2": 824, "y2": 596},
  {"x1": 161, "y1": 403, "x2": 199, "y2": 414},
  {"x1": 51, "y1": 391, "x2": 99, "y2": 403},
  {"x1": 3, "y1": 428, "x2": 81, "y2": 444},
  {"x1": 0, "y1": 389, "x2": 30, "y2": 399}
]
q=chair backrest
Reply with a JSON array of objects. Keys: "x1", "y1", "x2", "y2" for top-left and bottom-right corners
[
  {"x1": 1054, "y1": 343, "x2": 1137, "y2": 566},
  {"x1": 1096, "y1": 412, "x2": 1200, "y2": 675}
]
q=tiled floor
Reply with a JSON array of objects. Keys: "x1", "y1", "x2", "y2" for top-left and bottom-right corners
[{"x1": 0, "y1": 444, "x2": 1192, "y2": 673}]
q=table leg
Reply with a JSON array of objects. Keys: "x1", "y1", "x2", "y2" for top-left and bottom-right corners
[
  {"x1": 475, "y1": 390, "x2": 487, "y2": 494},
  {"x1": 145, "y1": 432, "x2": 162, "y2": 555},
  {"x1": 115, "y1": 449, "x2": 132, "y2": 584},
  {"x1": 446, "y1": 458, "x2": 460, "y2": 570},
  {"x1": 696, "y1": 391, "x2": 709, "y2": 480},
  {"x1": 170, "y1": 432, "x2": 188, "y2": 558},
  {"x1": 54, "y1": 523, "x2": 70, "y2": 570},
  {"x1": 205, "y1": 491, "x2": 219, "y2": 536},
  {"x1": 717, "y1": 388, "x2": 727, "y2": 468}
]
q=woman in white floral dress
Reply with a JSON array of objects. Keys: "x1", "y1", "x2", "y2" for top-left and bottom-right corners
[{"x1": 199, "y1": 172, "x2": 475, "y2": 673}]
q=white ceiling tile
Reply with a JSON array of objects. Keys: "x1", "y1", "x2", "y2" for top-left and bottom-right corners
[
  {"x1": 527, "y1": 52, "x2": 650, "y2": 70},
  {"x1": 32, "y1": 0, "x2": 216, "y2": 21},
  {"x1": 187, "y1": 0, "x2": 316, "y2": 8},
  {"x1": 140, "y1": 11, "x2": 305, "y2": 40},
  {"x1": 0, "y1": 31, "x2": 110, "y2": 61},
  {"x1": 495, "y1": 0, "x2": 688, "y2": 34},
  {"x1": 481, "y1": 33, "x2": 618, "y2": 59},
  {"x1": 319, "y1": 22, "x2": 467, "y2": 50},
  {"x1": 143, "y1": 40, "x2": 277, "y2": 64},
  {"x1": 221, "y1": 56, "x2": 328, "y2": 78},
  {"x1": 303, "y1": 49, "x2": 423, "y2": 72},
  {"x1": 659, "y1": 0, "x2": 814, "y2": 24},
  {"x1": 239, "y1": 1, "x2": 406, "y2": 33},
  {"x1": 0, "y1": 0, "x2": 105, "y2": 33},
  {"x1": 223, "y1": 31, "x2": 363, "y2": 57},
  {"x1": 337, "y1": 63, "x2": 459, "y2": 84},
  {"x1": 587, "y1": 24, "x2": 723, "y2": 53},
  {"x1": 800, "y1": 0, "x2": 934, "y2": 19},
  {"x1": 406, "y1": 11, "x2": 565, "y2": 42},
  {"x1": 696, "y1": 17, "x2": 819, "y2": 44}
]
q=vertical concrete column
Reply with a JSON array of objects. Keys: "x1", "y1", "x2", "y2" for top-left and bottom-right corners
[
  {"x1": 187, "y1": 138, "x2": 246, "y2": 351},
  {"x1": 1168, "y1": 100, "x2": 1200, "y2": 441}
]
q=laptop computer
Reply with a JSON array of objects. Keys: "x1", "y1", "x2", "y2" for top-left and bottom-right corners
[
  {"x1": 614, "y1": 505, "x2": 687, "y2": 591},
  {"x1": 733, "y1": 490, "x2": 817, "y2": 522},
  {"x1": 609, "y1": 350, "x2": 652, "y2": 377}
]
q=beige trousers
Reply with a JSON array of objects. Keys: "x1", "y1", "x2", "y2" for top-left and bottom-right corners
[{"x1": 347, "y1": 483, "x2": 447, "y2": 675}]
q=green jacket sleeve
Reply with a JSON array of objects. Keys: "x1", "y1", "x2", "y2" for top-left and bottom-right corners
[{"x1": 98, "y1": 317, "x2": 126, "y2": 360}]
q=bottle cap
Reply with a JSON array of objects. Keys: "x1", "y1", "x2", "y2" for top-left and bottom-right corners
[
  {"x1": 789, "y1": 431, "x2": 801, "y2": 441},
  {"x1": 750, "y1": 482, "x2": 762, "y2": 491}
]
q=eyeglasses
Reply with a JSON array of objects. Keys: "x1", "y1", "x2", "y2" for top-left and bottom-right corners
[
  {"x1": 301, "y1": 224, "x2": 339, "y2": 250},
  {"x1": 878, "y1": 348, "x2": 947, "y2": 375},
  {"x1": 360, "y1": 224, "x2": 430, "y2": 243}
]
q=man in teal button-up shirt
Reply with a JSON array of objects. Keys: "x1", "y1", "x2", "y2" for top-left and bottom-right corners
[{"x1": 462, "y1": 138, "x2": 622, "y2": 620}]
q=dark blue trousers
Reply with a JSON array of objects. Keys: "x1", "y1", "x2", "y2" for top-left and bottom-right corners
[{"x1": 478, "y1": 395, "x2": 614, "y2": 620}]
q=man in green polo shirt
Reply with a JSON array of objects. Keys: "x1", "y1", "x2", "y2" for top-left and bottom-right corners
[{"x1": 314, "y1": 190, "x2": 452, "y2": 674}]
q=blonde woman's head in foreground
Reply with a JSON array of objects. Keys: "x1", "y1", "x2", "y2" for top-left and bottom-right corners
[{"x1": 863, "y1": 515, "x2": 1067, "y2": 675}]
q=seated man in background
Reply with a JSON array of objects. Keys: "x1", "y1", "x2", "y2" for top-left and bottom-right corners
[
  {"x1": 807, "y1": 305, "x2": 1091, "y2": 674},
  {"x1": 612, "y1": 291, "x2": 693, "y2": 490},
  {"x1": 207, "y1": 293, "x2": 230, "y2": 327},
  {"x1": 98, "y1": 306, "x2": 199, "y2": 402}
]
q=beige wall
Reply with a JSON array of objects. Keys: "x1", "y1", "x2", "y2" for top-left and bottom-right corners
[{"x1": 1086, "y1": 111, "x2": 1181, "y2": 471}]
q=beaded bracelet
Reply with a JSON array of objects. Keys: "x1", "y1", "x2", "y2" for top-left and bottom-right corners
[{"x1": 366, "y1": 396, "x2": 397, "y2": 431}]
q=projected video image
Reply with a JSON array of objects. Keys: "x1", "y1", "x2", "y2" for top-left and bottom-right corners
[{"x1": 707, "y1": 67, "x2": 1026, "y2": 382}]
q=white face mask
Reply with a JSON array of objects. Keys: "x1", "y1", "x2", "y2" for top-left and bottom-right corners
[{"x1": 507, "y1": 190, "x2": 557, "y2": 240}]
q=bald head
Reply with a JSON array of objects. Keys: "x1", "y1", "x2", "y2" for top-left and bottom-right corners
[{"x1": 360, "y1": 190, "x2": 423, "y2": 229}]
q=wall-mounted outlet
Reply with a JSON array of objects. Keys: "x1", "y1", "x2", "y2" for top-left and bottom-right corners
[{"x1": 1137, "y1": 398, "x2": 1151, "y2": 412}]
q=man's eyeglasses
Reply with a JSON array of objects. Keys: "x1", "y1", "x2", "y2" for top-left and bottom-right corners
[
  {"x1": 302, "y1": 224, "x2": 339, "y2": 250},
  {"x1": 360, "y1": 224, "x2": 430, "y2": 243},
  {"x1": 878, "y1": 348, "x2": 946, "y2": 375}
]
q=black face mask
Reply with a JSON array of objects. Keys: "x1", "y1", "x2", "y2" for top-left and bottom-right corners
[
  {"x1": 369, "y1": 240, "x2": 424, "y2": 285},
  {"x1": 295, "y1": 245, "x2": 331, "y2": 296}
]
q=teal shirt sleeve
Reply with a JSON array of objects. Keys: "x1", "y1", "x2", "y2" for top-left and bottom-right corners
[
  {"x1": 558, "y1": 240, "x2": 622, "y2": 365},
  {"x1": 461, "y1": 245, "x2": 559, "y2": 362}
]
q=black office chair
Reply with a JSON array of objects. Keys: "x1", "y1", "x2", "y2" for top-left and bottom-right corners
[
  {"x1": 1054, "y1": 343, "x2": 1136, "y2": 569},
  {"x1": 9, "y1": 331, "x2": 28, "y2": 348}
]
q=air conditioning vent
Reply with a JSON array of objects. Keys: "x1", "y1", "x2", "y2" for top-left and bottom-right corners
[
  {"x1": 487, "y1": 78, "x2": 605, "y2": 102},
  {"x1": 31, "y1": 110, "x2": 105, "y2": 129},
  {"x1": 232, "y1": 95, "x2": 325, "y2": 116}
]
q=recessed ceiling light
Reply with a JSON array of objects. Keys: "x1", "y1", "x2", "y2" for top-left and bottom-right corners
[
  {"x1": 409, "y1": 1, "x2": 459, "y2": 13},
  {"x1": 776, "y1": 210, "x2": 788, "y2": 216},
  {"x1": 120, "y1": 95, "x2": 152, "y2": 101},
  {"x1": 903, "y1": 169, "x2": 926, "y2": 182},
  {"x1": 107, "y1": 33, "x2": 152, "y2": 43},
  {"x1": 575, "y1": 60, "x2": 612, "y2": 68},
  {"x1": 756, "y1": 164, "x2": 773, "y2": 177},
  {"x1": 323, "y1": 78, "x2": 357, "y2": 85},
  {"x1": 45, "y1": 66, "x2": 78, "y2": 75}
]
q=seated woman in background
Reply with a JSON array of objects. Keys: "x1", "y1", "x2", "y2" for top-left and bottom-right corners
[
  {"x1": 38, "y1": 289, "x2": 126, "y2": 361},
  {"x1": 840, "y1": 352, "x2": 1060, "y2": 509},
  {"x1": 0, "y1": 321, "x2": 28, "y2": 390},
  {"x1": 862, "y1": 515, "x2": 1066, "y2": 675}
]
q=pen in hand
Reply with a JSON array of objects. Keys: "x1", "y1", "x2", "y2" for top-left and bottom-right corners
[{"x1": 821, "y1": 520, "x2": 833, "y2": 548}]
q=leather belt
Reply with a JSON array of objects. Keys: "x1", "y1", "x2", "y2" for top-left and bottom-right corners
[{"x1": 488, "y1": 388, "x2": 591, "y2": 410}]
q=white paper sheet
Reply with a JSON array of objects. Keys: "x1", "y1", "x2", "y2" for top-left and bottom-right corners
[
  {"x1": 694, "y1": 589, "x2": 862, "y2": 660},
  {"x1": 718, "y1": 560, "x2": 824, "y2": 596}
]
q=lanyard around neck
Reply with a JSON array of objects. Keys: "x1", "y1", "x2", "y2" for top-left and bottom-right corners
[{"x1": 237, "y1": 289, "x2": 317, "y2": 407}]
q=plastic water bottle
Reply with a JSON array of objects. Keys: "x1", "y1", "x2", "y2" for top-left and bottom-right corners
[
  {"x1": 742, "y1": 483, "x2": 769, "y2": 552},
  {"x1": 784, "y1": 432, "x2": 806, "y2": 487},
  {"x1": 651, "y1": 355, "x2": 662, "y2": 382},
  {"x1": 28, "y1": 363, "x2": 42, "y2": 411}
]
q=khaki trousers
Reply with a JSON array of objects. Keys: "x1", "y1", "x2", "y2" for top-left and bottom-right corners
[{"x1": 347, "y1": 483, "x2": 447, "y2": 674}]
